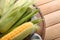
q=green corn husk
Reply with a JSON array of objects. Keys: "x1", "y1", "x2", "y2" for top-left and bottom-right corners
[
  {"x1": 6, "y1": 8, "x2": 39, "y2": 33},
  {"x1": 3, "y1": 0, "x2": 16, "y2": 14},
  {"x1": 0, "y1": 0, "x2": 34, "y2": 33},
  {"x1": 22, "y1": 7, "x2": 32, "y2": 18},
  {"x1": 13, "y1": 8, "x2": 39, "y2": 27},
  {"x1": 0, "y1": 0, "x2": 16, "y2": 16}
]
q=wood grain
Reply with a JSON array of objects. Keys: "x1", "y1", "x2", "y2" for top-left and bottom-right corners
[
  {"x1": 54, "y1": 38, "x2": 60, "y2": 40},
  {"x1": 44, "y1": 10, "x2": 60, "y2": 27},
  {"x1": 35, "y1": 0, "x2": 60, "y2": 40},
  {"x1": 38, "y1": 0, "x2": 60, "y2": 15},
  {"x1": 34, "y1": 0, "x2": 54, "y2": 6},
  {"x1": 44, "y1": 23, "x2": 60, "y2": 40}
]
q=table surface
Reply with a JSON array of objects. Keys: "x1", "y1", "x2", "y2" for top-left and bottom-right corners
[{"x1": 35, "y1": 0, "x2": 60, "y2": 40}]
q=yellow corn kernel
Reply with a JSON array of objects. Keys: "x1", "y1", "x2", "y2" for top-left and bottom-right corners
[{"x1": 1, "y1": 22, "x2": 33, "y2": 40}]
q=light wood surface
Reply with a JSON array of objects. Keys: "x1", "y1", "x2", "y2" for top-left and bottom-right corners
[
  {"x1": 35, "y1": 0, "x2": 60, "y2": 40},
  {"x1": 38, "y1": 0, "x2": 60, "y2": 15},
  {"x1": 34, "y1": 0, "x2": 54, "y2": 6},
  {"x1": 45, "y1": 23, "x2": 60, "y2": 40},
  {"x1": 44, "y1": 10, "x2": 60, "y2": 27},
  {"x1": 54, "y1": 38, "x2": 60, "y2": 40}
]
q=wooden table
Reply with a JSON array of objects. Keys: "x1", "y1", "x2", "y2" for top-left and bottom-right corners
[{"x1": 35, "y1": 0, "x2": 60, "y2": 40}]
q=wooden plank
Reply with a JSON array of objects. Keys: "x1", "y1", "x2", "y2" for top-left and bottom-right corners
[
  {"x1": 44, "y1": 23, "x2": 60, "y2": 40},
  {"x1": 54, "y1": 38, "x2": 60, "y2": 40},
  {"x1": 34, "y1": 0, "x2": 54, "y2": 6},
  {"x1": 44, "y1": 10, "x2": 60, "y2": 27},
  {"x1": 38, "y1": 0, "x2": 60, "y2": 15}
]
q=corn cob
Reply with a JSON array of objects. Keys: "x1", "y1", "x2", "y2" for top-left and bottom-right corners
[
  {"x1": 0, "y1": 6, "x2": 27, "y2": 33},
  {"x1": 4, "y1": 8, "x2": 39, "y2": 34},
  {"x1": 0, "y1": 7, "x2": 32, "y2": 37},
  {"x1": 1, "y1": 22, "x2": 37, "y2": 40},
  {"x1": 0, "y1": 0, "x2": 33, "y2": 33}
]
